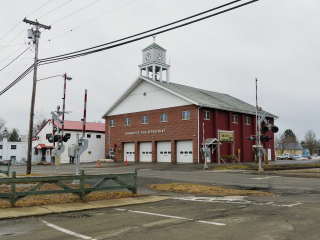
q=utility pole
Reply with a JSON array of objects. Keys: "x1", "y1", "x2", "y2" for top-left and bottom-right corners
[{"x1": 23, "y1": 18, "x2": 51, "y2": 175}]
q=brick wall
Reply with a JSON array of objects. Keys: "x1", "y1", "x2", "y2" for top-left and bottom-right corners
[{"x1": 105, "y1": 105, "x2": 199, "y2": 163}]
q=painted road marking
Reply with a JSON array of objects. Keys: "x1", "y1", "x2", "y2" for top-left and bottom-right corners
[
  {"x1": 40, "y1": 219, "x2": 97, "y2": 240},
  {"x1": 250, "y1": 176, "x2": 281, "y2": 180},
  {"x1": 174, "y1": 196, "x2": 303, "y2": 207},
  {"x1": 115, "y1": 208, "x2": 226, "y2": 226}
]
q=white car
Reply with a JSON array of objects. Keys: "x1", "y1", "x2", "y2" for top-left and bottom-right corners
[{"x1": 276, "y1": 153, "x2": 293, "y2": 160}]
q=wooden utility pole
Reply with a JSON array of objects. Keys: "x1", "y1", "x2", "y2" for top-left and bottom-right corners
[{"x1": 23, "y1": 18, "x2": 51, "y2": 175}]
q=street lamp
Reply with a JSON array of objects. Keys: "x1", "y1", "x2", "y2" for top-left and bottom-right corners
[{"x1": 26, "y1": 73, "x2": 72, "y2": 174}]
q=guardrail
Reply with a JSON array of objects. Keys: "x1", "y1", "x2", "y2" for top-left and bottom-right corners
[
  {"x1": 0, "y1": 161, "x2": 10, "y2": 177},
  {"x1": 0, "y1": 169, "x2": 137, "y2": 206}
]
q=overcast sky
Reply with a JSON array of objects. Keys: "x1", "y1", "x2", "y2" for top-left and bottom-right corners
[{"x1": 0, "y1": 0, "x2": 319, "y2": 142}]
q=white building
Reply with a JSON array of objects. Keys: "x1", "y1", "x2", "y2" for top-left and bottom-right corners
[
  {"x1": 0, "y1": 135, "x2": 28, "y2": 163},
  {"x1": 32, "y1": 120, "x2": 105, "y2": 164}
]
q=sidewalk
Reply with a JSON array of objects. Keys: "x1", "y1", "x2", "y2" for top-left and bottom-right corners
[{"x1": 0, "y1": 196, "x2": 171, "y2": 220}]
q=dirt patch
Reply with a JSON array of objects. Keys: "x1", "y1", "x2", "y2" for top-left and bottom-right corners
[
  {"x1": 148, "y1": 183, "x2": 277, "y2": 196},
  {"x1": 0, "y1": 183, "x2": 144, "y2": 209}
]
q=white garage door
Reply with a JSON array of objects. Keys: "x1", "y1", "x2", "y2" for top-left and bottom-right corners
[
  {"x1": 177, "y1": 140, "x2": 193, "y2": 163},
  {"x1": 157, "y1": 141, "x2": 171, "y2": 162},
  {"x1": 140, "y1": 142, "x2": 152, "y2": 162},
  {"x1": 124, "y1": 143, "x2": 135, "y2": 162}
]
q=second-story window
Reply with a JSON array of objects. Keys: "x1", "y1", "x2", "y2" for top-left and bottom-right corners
[
  {"x1": 245, "y1": 116, "x2": 250, "y2": 125},
  {"x1": 182, "y1": 111, "x2": 190, "y2": 120},
  {"x1": 110, "y1": 120, "x2": 115, "y2": 127},
  {"x1": 232, "y1": 115, "x2": 238, "y2": 124},
  {"x1": 142, "y1": 116, "x2": 148, "y2": 124},
  {"x1": 160, "y1": 113, "x2": 167, "y2": 122},
  {"x1": 125, "y1": 118, "x2": 131, "y2": 126},
  {"x1": 11, "y1": 145, "x2": 17, "y2": 150},
  {"x1": 203, "y1": 110, "x2": 210, "y2": 120}
]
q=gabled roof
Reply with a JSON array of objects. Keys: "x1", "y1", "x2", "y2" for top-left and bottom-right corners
[
  {"x1": 143, "y1": 43, "x2": 166, "y2": 51},
  {"x1": 57, "y1": 120, "x2": 105, "y2": 132},
  {"x1": 102, "y1": 76, "x2": 278, "y2": 119},
  {"x1": 35, "y1": 120, "x2": 105, "y2": 136}
]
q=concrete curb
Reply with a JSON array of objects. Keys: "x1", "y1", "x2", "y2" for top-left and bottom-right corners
[{"x1": 0, "y1": 196, "x2": 171, "y2": 220}]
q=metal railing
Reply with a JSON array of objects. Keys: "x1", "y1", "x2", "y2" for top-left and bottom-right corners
[{"x1": 0, "y1": 169, "x2": 137, "y2": 206}]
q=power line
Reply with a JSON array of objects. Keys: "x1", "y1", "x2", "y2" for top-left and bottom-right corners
[
  {"x1": 26, "y1": 0, "x2": 53, "y2": 18},
  {"x1": 37, "y1": 0, "x2": 73, "y2": 20},
  {"x1": 44, "y1": 0, "x2": 137, "y2": 43},
  {"x1": 41, "y1": 0, "x2": 245, "y2": 63},
  {"x1": 39, "y1": 0, "x2": 258, "y2": 65},
  {"x1": 0, "y1": 0, "x2": 259, "y2": 95},
  {"x1": 50, "y1": 0, "x2": 101, "y2": 26},
  {"x1": 0, "y1": 0, "x2": 52, "y2": 43},
  {"x1": 0, "y1": 48, "x2": 30, "y2": 72}
]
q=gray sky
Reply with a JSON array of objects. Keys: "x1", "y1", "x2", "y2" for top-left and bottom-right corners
[{"x1": 0, "y1": 0, "x2": 319, "y2": 142}]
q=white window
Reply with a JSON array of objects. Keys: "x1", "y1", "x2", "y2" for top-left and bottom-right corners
[
  {"x1": 160, "y1": 113, "x2": 167, "y2": 122},
  {"x1": 203, "y1": 110, "x2": 210, "y2": 120},
  {"x1": 96, "y1": 135, "x2": 101, "y2": 139},
  {"x1": 11, "y1": 145, "x2": 16, "y2": 150},
  {"x1": 110, "y1": 120, "x2": 115, "y2": 127},
  {"x1": 245, "y1": 116, "x2": 250, "y2": 125},
  {"x1": 87, "y1": 134, "x2": 91, "y2": 138},
  {"x1": 232, "y1": 115, "x2": 238, "y2": 124},
  {"x1": 142, "y1": 116, "x2": 148, "y2": 124},
  {"x1": 182, "y1": 111, "x2": 190, "y2": 120},
  {"x1": 125, "y1": 118, "x2": 130, "y2": 126}
]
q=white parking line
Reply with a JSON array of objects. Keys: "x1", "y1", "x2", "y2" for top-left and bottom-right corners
[
  {"x1": 250, "y1": 176, "x2": 281, "y2": 180},
  {"x1": 173, "y1": 196, "x2": 303, "y2": 207},
  {"x1": 40, "y1": 219, "x2": 97, "y2": 240},
  {"x1": 115, "y1": 208, "x2": 226, "y2": 226}
]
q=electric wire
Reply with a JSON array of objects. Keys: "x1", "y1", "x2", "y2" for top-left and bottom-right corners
[
  {"x1": 0, "y1": 0, "x2": 52, "y2": 43},
  {"x1": 39, "y1": 0, "x2": 258, "y2": 65},
  {"x1": 0, "y1": 0, "x2": 259, "y2": 96},
  {"x1": 0, "y1": 48, "x2": 30, "y2": 72},
  {"x1": 44, "y1": 0, "x2": 136, "y2": 43},
  {"x1": 37, "y1": 0, "x2": 73, "y2": 20},
  {"x1": 40, "y1": 0, "x2": 244, "y2": 62},
  {"x1": 26, "y1": 0, "x2": 53, "y2": 18},
  {"x1": 50, "y1": 0, "x2": 101, "y2": 26}
]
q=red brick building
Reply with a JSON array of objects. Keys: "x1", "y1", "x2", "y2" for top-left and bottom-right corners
[{"x1": 102, "y1": 43, "x2": 277, "y2": 163}]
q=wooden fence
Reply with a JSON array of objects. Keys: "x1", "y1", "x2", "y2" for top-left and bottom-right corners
[
  {"x1": 0, "y1": 169, "x2": 137, "y2": 206},
  {"x1": 0, "y1": 162, "x2": 10, "y2": 177}
]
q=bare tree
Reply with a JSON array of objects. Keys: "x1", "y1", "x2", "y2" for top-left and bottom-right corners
[
  {"x1": 0, "y1": 117, "x2": 6, "y2": 141},
  {"x1": 304, "y1": 130, "x2": 317, "y2": 155},
  {"x1": 275, "y1": 130, "x2": 298, "y2": 154}
]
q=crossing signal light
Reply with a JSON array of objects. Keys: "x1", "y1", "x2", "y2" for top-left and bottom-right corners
[
  {"x1": 271, "y1": 126, "x2": 279, "y2": 133},
  {"x1": 261, "y1": 126, "x2": 269, "y2": 133},
  {"x1": 260, "y1": 135, "x2": 273, "y2": 142},
  {"x1": 48, "y1": 134, "x2": 53, "y2": 143},
  {"x1": 54, "y1": 135, "x2": 61, "y2": 142},
  {"x1": 63, "y1": 133, "x2": 71, "y2": 142}
]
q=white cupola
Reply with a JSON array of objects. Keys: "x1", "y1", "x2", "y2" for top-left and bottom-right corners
[{"x1": 138, "y1": 42, "x2": 170, "y2": 83}]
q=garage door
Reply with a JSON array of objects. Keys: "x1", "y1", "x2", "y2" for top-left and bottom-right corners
[
  {"x1": 157, "y1": 141, "x2": 171, "y2": 162},
  {"x1": 177, "y1": 140, "x2": 193, "y2": 163},
  {"x1": 124, "y1": 143, "x2": 135, "y2": 162},
  {"x1": 140, "y1": 142, "x2": 152, "y2": 162}
]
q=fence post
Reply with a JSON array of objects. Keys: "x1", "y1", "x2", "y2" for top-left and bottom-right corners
[
  {"x1": 7, "y1": 161, "x2": 10, "y2": 177},
  {"x1": 11, "y1": 171, "x2": 16, "y2": 206},
  {"x1": 80, "y1": 170, "x2": 85, "y2": 200},
  {"x1": 133, "y1": 168, "x2": 137, "y2": 194}
]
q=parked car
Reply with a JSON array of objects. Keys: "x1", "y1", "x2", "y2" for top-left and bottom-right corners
[
  {"x1": 0, "y1": 160, "x2": 11, "y2": 165},
  {"x1": 276, "y1": 153, "x2": 293, "y2": 160},
  {"x1": 292, "y1": 154, "x2": 302, "y2": 159}
]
